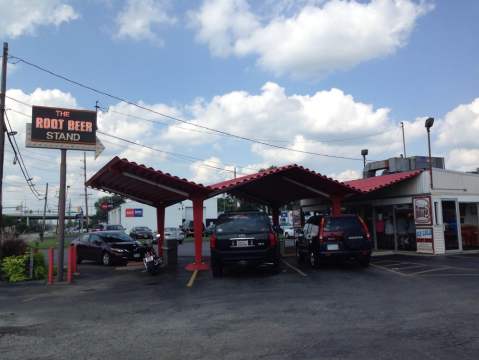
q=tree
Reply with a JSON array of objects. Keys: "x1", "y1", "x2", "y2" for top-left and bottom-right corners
[{"x1": 93, "y1": 195, "x2": 125, "y2": 223}]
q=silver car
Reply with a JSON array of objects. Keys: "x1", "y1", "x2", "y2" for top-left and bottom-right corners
[{"x1": 164, "y1": 227, "x2": 185, "y2": 244}]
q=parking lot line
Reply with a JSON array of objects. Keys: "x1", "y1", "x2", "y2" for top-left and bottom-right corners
[
  {"x1": 408, "y1": 267, "x2": 452, "y2": 275},
  {"x1": 187, "y1": 270, "x2": 199, "y2": 288},
  {"x1": 281, "y1": 259, "x2": 307, "y2": 277},
  {"x1": 370, "y1": 263, "x2": 410, "y2": 277},
  {"x1": 420, "y1": 273, "x2": 479, "y2": 277}
]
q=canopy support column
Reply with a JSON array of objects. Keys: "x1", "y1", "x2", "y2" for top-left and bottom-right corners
[
  {"x1": 331, "y1": 195, "x2": 342, "y2": 216},
  {"x1": 186, "y1": 197, "x2": 209, "y2": 271},
  {"x1": 156, "y1": 206, "x2": 165, "y2": 257}
]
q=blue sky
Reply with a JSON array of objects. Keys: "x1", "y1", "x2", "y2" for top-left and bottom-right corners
[{"x1": 2, "y1": 0, "x2": 479, "y2": 211}]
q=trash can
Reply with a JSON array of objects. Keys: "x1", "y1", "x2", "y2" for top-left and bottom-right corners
[{"x1": 162, "y1": 239, "x2": 178, "y2": 267}]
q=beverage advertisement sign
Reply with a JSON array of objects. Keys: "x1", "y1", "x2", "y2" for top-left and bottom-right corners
[
  {"x1": 413, "y1": 196, "x2": 432, "y2": 226},
  {"x1": 126, "y1": 208, "x2": 143, "y2": 217}
]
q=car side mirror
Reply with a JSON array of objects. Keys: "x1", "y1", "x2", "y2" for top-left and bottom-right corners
[{"x1": 94, "y1": 240, "x2": 102, "y2": 245}]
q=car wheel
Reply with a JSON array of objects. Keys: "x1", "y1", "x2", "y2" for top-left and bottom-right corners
[
  {"x1": 310, "y1": 250, "x2": 320, "y2": 269},
  {"x1": 358, "y1": 255, "x2": 370, "y2": 267},
  {"x1": 102, "y1": 252, "x2": 112, "y2": 266}
]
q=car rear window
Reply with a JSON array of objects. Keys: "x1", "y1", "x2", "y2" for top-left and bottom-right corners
[
  {"x1": 98, "y1": 232, "x2": 133, "y2": 242},
  {"x1": 107, "y1": 225, "x2": 123, "y2": 230},
  {"x1": 216, "y1": 213, "x2": 270, "y2": 234},
  {"x1": 324, "y1": 217, "x2": 362, "y2": 233}
]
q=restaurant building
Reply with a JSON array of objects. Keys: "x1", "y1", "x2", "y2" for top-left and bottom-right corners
[{"x1": 300, "y1": 156, "x2": 479, "y2": 255}]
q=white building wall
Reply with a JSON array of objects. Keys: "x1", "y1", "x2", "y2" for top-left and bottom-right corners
[{"x1": 107, "y1": 197, "x2": 218, "y2": 233}]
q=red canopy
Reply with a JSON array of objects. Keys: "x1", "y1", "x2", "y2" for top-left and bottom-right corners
[
  {"x1": 209, "y1": 164, "x2": 359, "y2": 206},
  {"x1": 86, "y1": 157, "x2": 211, "y2": 207}
]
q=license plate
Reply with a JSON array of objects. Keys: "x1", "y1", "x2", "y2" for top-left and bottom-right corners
[
  {"x1": 145, "y1": 256, "x2": 154, "y2": 262},
  {"x1": 134, "y1": 253, "x2": 141, "y2": 258},
  {"x1": 327, "y1": 244, "x2": 339, "y2": 251},
  {"x1": 236, "y1": 240, "x2": 249, "y2": 247}
]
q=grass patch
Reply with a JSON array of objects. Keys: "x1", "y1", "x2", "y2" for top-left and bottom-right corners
[{"x1": 29, "y1": 235, "x2": 75, "y2": 249}]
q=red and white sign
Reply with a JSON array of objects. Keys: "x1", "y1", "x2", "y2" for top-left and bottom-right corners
[
  {"x1": 416, "y1": 227, "x2": 434, "y2": 254},
  {"x1": 414, "y1": 196, "x2": 432, "y2": 226}
]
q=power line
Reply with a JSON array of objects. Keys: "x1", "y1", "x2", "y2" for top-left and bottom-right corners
[
  {"x1": 4, "y1": 111, "x2": 42, "y2": 199},
  {"x1": 10, "y1": 54, "x2": 366, "y2": 161},
  {"x1": 6, "y1": 96, "x2": 258, "y2": 174},
  {"x1": 97, "y1": 131, "x2": 247, "y2": 175}
]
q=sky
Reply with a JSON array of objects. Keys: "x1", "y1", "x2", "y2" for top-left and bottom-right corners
[{"x1": 1, "y1": 0, "x2": 478, "y2": 214}]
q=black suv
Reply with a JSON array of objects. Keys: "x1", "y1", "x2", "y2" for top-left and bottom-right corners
[
  {"x1": 210, "y1": 211, "x2": 280, "y2": 277},
  {"x1": 296, "y1": 214, "x2": 372, "y2": 267}
]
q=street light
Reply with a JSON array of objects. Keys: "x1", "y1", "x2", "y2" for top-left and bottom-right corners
[
  {"x1": 361, "y1": 149, "x2": 368, "y2": 168},
  {"x1": 425, "y1": 117, "x2": 434, "y2": 189}
]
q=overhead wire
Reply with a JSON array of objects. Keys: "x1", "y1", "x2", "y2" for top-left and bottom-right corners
[
  {"x1": 3, "y1": 111, "x2": 43, "y2": 199},
  {"x1": 9, "y1": 54, "x2": 367, "y2": 161},
  {"x1": 6, "y1": 96, "x2": 257, "y2": 175}
]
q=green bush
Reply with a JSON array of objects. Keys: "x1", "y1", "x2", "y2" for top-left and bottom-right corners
[
  {"x1": 0, "y1": 252, "x2": 47, "y2": 282},
  {"x1": 1, "y1": 255, "x2": 28, "y2": 283},
  {"x1": 32, "y1": 252, "x2": 47, "y2": 280}
]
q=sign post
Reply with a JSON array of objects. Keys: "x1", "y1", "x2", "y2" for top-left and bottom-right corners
[{"x1": 26, "y1": 105, "x2": 100, "y2": 281}]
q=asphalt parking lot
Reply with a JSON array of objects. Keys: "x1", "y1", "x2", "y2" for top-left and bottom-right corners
[{"x1": 1, "y1": 253, "x2": 479, "y2": 360}]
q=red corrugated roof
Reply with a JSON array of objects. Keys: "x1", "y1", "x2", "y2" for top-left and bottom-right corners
[
  {"x1": 86, "y1": 157, "x2": 211, "y2": 207},
  {"x1": 345, "y1": 170, "x2": 422, "y2": 193},
  {"x1": 209, "y1": 164, "x2": 358, "y2": 193}
]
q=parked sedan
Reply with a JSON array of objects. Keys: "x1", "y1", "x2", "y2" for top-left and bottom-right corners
[
  {"x1": 129, "y1": 226, "x2": 154, "y2": 240},
  {"x1": 164, "y1": 227, "x2": 185, "y2": 244},
  {"x1": 72, "y1": 231, "x2": 146, "y2": 266}
]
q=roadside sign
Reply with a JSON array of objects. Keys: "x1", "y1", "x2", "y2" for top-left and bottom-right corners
[
  {"x1": 27, "y1": 105, "x2": 96, "y2": 150},
  {"x1": 100, "y1": 203, "x2": 113, "y2": 210}
]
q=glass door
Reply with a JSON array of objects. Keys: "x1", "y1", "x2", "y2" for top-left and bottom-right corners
[{"x1": 442, "y1": 200, "x2": 460, "y2": 250}]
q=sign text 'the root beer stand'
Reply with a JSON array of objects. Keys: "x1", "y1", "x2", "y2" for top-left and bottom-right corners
[{"x1": 30, "y1": 105, "x2": 97, "y2": 148}]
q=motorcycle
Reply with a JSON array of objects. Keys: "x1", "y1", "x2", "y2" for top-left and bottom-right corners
[{"x1": 143, "y1": 242, "x2": 163, "y2": 275}]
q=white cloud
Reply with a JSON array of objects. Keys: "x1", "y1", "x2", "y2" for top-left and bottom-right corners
[
  {"x1": 329, "y1": 169, "x2": 361, "y2": 181},
  {"x1": 190, "y1": 0, "x2": 432, "y2": 78},
  {"x1": 445, "y1": 149, "x2": 479, "y2": 172},
  {"x1": 0, "y1": 0, "x2": 78, "y2": 38},
  {"x1": 115, "y1": 0, "x2": 176, "y2": 44},
  {"x1": 189, "y1": 157, "x2": 235, "y2": 184},
  {"x1": 436, "y1": 98, "x2": 479, "y2": 149}
]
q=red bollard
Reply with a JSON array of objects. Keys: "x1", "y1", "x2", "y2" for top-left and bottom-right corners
[
  {"x1": 67, "y1": 245, "x2": 73, "y2": 284},
  {"x1": 72, "y1": 244, "x2": 78, "y2": 275},
  {"x1": 48, "y1": 248, "x2": 54, "y2": 285}
]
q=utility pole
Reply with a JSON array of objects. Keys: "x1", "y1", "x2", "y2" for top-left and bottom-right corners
[
  {"x1": 57, "y1": 149, "x2": 67, "y2": 281},
  {"x1": 83, "y1": 152, "x2": 89, "y2": 231},
  {"x1": 40, "y1": 183, "x2": 48, "y2": 242},
  {"x1": 401, "y1": 122, "x2": 407, "y2": 158},
  {"x1": 0, "y1": 42, "x2": 8, "y2": 246},
  {"x1": 233, "y1": 167, "x2": 237, "y2": 179}
]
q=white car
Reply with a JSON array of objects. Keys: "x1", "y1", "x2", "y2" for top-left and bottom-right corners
[{"x1": 282, "y1": 225, "x2": 295, "y2": 238}]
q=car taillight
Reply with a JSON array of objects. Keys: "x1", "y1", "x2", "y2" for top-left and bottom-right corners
[
  {"x1": 210, "y1": 233, "x2": 217, "y2": 248},
  {"x1": 358, "y1": 216, "x2": 371, "y2": 241},
  {"x1": 269, "y1": 232, "x2": 277, "y2": 247},
  {"x1": 319, "y1": 217, "x2": 325, "y2": 243}
]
